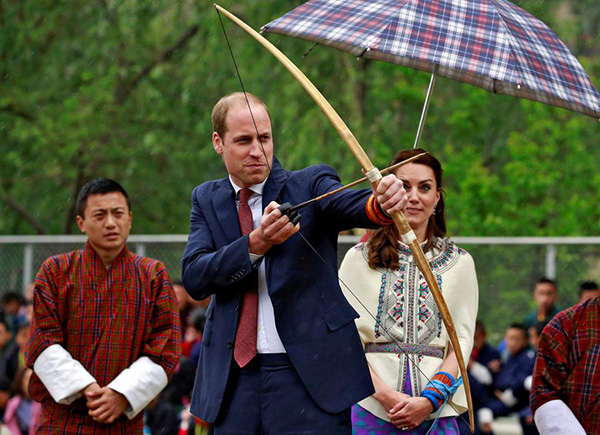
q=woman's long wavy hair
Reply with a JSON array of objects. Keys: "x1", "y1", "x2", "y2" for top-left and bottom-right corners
[{"x1": 366, "y1": 149, "x2": 446, "y2": 270}]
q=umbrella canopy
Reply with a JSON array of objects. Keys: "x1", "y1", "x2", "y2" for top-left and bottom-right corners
[{"x1": 262, "y1": 0, "x2": 600, "y2": 120}]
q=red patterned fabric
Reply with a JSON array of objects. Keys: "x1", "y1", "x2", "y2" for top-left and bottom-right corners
[
  {"x1": 25, "y1": 242, "x2": 181, "y2": 434},
  {"x1": 233, "y1": 188, "x2": 258, "y2": 368},
  {"x1": 530, "y1": 296, "x2": 600, "y2": 434}
]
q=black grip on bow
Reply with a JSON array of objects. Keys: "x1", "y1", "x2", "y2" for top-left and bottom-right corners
[{"x1": 278, "y1": 203, "x2": 302, "y2": 226}]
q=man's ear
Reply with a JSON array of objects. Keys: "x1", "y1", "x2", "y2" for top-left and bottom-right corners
[
  {"x1": 213, "y1": 132, "x2": 223, "y2": 155},
  {"x1": 76, "y1": 215, "x2": 85, "y2": 233}
]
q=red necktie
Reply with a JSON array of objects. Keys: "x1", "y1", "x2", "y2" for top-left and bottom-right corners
[{"x1": 234, "y1": 187, "x2": 259, "y2": 368}]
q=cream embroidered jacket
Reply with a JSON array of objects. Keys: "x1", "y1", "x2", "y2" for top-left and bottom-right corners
[{"x1": 339, "y1": 238, "x2": 479, "y2": 422}]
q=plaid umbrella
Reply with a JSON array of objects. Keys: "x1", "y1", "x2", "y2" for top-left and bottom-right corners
[{"x1": 262, "y1": 0, "x2": 600, "y2": 121}]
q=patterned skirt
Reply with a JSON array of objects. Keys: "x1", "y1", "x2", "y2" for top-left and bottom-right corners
[{"x1": 351, "y1": 405, "x2": 459, "y2": 435}]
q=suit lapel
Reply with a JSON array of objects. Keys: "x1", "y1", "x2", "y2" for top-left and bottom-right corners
[
  {"x1": 261, "y1": 157, "x2": 290, "y2": 296},
  {"x1": 262, "y1": 157, "x2": 289, "y2": 209},
  {"x1": 212, "y1": 179, "x2": 241, "y2": 244}
]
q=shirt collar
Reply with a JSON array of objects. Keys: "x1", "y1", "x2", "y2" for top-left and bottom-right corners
[
  {"x1": 228, "y1": 176, "x2": 266, "y2": 198},
  {"x1": 84, "y1": 240, "x2": 130, "y2": 271}
]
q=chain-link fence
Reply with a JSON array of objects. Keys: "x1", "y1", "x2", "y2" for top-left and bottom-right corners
[
  {"x1": 2, "y1": 235, "x2": 599, "y2": 340},
  {"x1": 0, "y1": 235, "x2": 189, "y2": 292}
]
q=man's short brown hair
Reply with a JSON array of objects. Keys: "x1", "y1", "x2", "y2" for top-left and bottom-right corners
[{"x1": 211, "y1": 92, "x2": 271, "y2": 139}]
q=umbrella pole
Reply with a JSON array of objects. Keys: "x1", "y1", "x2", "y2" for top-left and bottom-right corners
[{"x1": 413, "y1": 64, "x2": 439, "y2": 149}]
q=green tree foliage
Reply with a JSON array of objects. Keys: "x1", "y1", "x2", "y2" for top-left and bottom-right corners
[{"x1": 1, "y1": 0, "x2": 599, "y2": 336}]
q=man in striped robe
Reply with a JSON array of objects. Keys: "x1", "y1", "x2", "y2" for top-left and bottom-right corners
[{"x1": 25, "y1": 178, "x2": 181, "y2": 434}]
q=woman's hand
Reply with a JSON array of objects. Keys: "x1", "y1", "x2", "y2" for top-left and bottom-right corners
[
  {"x1": 387, "y1": 396, "x2": 434, "y2": 431},
  {"x1": 374, "y1": 388, "x2": 410, "y2": 413},
  {"x1": 369, "y1": 366, "x2": 410, "y2": 413}
]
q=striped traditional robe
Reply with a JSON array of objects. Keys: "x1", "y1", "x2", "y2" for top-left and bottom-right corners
[{"x1": 26, "y1": 242, "x2": 181, "y2": 434}]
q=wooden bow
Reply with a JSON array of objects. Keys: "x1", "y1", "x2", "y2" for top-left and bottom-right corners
[{"x1": 215, "y1": 4, "x2": 474, "y2": 432}]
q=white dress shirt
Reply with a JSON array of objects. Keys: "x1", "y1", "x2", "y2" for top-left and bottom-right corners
[{"x1": 230, "y1": 176, "x2": 286, "y2": 353}]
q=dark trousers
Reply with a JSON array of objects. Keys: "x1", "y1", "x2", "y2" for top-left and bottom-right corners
[{"x1": 214, "y1": 353, "x2": 351, "y2": 435}]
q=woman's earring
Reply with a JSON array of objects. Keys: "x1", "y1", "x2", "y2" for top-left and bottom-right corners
[{"x1": 432, "y1": 204, "x2": 438, "y2": 215}]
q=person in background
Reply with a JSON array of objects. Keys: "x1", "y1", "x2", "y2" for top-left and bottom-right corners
[
  {"x1": 0, "y1": 294, "x2": 24, "y2": 321},
  {"x1": 1, "y1": 321, "x2": 30, "y2": 383},
  {"x1": 459, "y1": 321, "x2": 501, "y2": 435},
  {"x1": 22, "y1": 285, "x2": 34, "y2": 307},
  {"x1": 0, "y1": 293, "x2": 25, "y2": 335},
  {"x1": 479, "y1": 324, "x2": 537, "y2": 435},
  {"x1": 470, "y1": 321, "x2": 501, "y2": 381},
  {"x1": 20, "y1": 284, "x2": 35, "y2": 324},
  {"x1": 0, "y1": 376, "x2": 11, "y2": 423},
  {"x1": 523, "y1": 279, "x2": 560, "y2": 329},
  {"x1": 144, "y1": 392, "x2": 180, "y2": 435},
  {"x1": 161, "y1": 308, "x2": 210, "y2": 435},
  {"x1": 25, "y1": 178, "x2": 181, "y2": 434},
  {"x1": 578, "y1": 280, "x2": 598, "y2": 303},
  {"x1": 182, "y1": 310, "x2": 206, "y2": 367},
  {"x1": 527, "y1": 322, "x2": 544, "y2": 352},
  {"x1": 515, "y1": 322, "x2": 546, "y2": 434},
  {"x1": 4, "y1": 368, "x2": 41, "y2": 434},
  {"x1": 0, "y1": 320, "x2": 13, "y2": 381},
  {"x1": 173, "y1": 280, "x2": 194, "y2": 337},
  {"x1": 530, "y1": 295, "x2": 599, "y2": 434}
]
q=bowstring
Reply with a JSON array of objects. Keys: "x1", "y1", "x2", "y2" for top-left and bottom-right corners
[{"x1": 216, "y1": 8, "x2": 470, "y2": 425}]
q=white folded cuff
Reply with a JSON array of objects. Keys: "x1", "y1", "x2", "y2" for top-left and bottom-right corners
[
  {"x1": 478, "y1": 407, "x2": 493, "y2": 425},
  {"x1": 470, "y1": 361, "x2": 493, "y2": 386},
  {"x1": 249, "y1": 252, "x2": 263, "y2": 265},
  {"x1": 107, "y1": 356, "x2": 168, "y2": 419},
  {"x1": 534, "y1": 400, "x2": 586, "y2": 434},
  {"x1": 33, "y1": 344, "x2": 96, "y2": 405},
  {"x1": 499, "y1": 389, "x2": 518, "y2": 407},
  {"x1": 524, "y1": 375, "x2": 532, "y2": 392}
]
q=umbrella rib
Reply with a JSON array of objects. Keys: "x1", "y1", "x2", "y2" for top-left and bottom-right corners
[
  {"x1": 485, "y1": 0, "x2": 593, "y2": 101},
  {"x1": 302, "y1": 42, "x2": 319, "y2": 58}
]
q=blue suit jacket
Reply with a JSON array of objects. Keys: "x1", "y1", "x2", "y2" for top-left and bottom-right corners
[{"x1": 182, "y1": 158, "x2": 376, "y2": 422}]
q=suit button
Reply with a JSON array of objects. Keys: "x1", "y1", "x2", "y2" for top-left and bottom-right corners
[
  {"x1": 234, "y1": 305, "x2": 240, "y2": 311},
  {"x1": 227, "y1": 340, "x2": 233, "y2": 349}
]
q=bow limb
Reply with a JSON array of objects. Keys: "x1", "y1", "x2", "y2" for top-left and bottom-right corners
[{"x1": 214, "y1": 4, "x2": 474, "y2": 432}]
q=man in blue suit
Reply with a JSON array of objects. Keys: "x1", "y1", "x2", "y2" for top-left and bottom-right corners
[{"x1": 182, "y1": 93, "x2": 407, "y2": 434}]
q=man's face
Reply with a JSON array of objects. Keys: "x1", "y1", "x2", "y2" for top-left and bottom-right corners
[
  {"x1": 533, "y1": 282, "x2": 558, "y2": 312},
  {"x1": 16, "y1": 326, "x2": 29, "y2": 348},
  {"x1": 3, "y1": 301, "x2": 20, "y2": 315},
  {"x1": 213, "y1": 102, "x2": 273, "y2": 188},
  {"x1": 76, "y1": 192, "x2": 132, "y2": 255},
  {"x1": 528, "y1": 326, "x2": 541, "y2": 350},
  {"x1": 579, "y1": 290, "x2": 598, "y2": 304},
  {"x1": 473, "y1": 329, "x2": 486, "y2": 349},
  {"x1": 505, "y1": 327, "x2": 527, "y2": 355}
]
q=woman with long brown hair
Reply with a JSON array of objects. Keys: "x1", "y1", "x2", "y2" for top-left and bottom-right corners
[{"x1": 340, "y1": 149, "x2": 478, "y2": 434}]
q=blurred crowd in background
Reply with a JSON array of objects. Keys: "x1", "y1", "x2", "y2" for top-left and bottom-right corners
[
  {"x1": 458, "y1": 279, "x2": 599, "y2": 435},
  {"x1": 0, "y1": 277, "x2": 596, "y2": 435}
]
